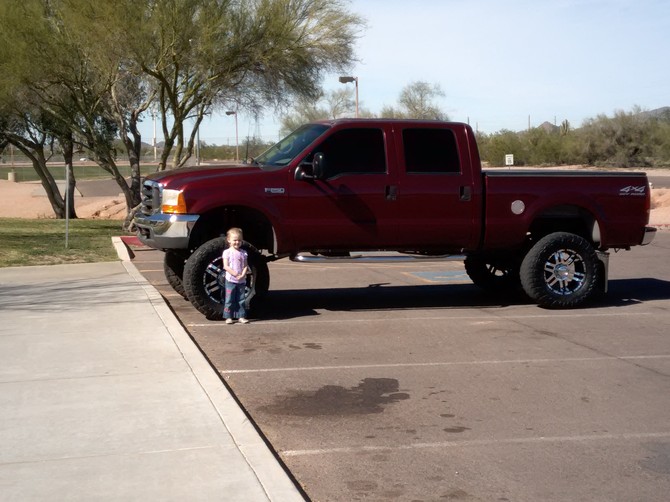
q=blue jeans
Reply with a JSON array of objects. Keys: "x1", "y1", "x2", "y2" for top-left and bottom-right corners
[{"x1": 223, "y1": 280, "x2": 246, "y2": 319}]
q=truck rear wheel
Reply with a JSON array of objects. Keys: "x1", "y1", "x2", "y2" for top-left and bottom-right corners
[
  {"x1": 183, "y1": 237, "x2": 270, "y2": 320},
  {"x1": 164, "y1": 250, "x2": 187, "y2": 299},
  {"x1": 464, "y1": 255, "x2": 520, "y2": 291},
  {"x1": 520, "y1": 232, "x2": 600, "y2": 309}
]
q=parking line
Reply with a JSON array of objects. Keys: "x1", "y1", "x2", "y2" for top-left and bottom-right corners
[
  {"x1": 406, "y1": 270, "x2": 470, "y2": 283},
  {"x1": 281, "y1": 431, "x2": 670, "y2": 457},
  {"x1": 187, "y1": 311, "x2": 654, "y2": 328},
  {"x1": 220, "y1": 354, "x2": 670, "y2": 374}
]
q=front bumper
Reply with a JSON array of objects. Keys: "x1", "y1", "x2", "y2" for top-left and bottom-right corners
[
  {"x1": 134, "y1": 213, "x2": 200, "y2": 250},
  {"x1": 642, "y1": 226, "x2": 657, "y2": 246}
]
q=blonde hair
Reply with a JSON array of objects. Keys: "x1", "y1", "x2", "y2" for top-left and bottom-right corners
[{"x1": 226, "y1": 227, "x2": 243, "y2": 240}]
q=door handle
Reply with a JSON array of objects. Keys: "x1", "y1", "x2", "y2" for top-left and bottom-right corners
[
  {"x1": 385, "y1": 185, "x2": 397, "y2": 201},
  {"x1": 459, "y1": 185, "x2": 472, "y2": 201}
]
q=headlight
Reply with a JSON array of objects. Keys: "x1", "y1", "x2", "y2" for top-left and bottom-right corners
[{"x1": 161, "y1": 188, "x2": 187, "y2": 214}]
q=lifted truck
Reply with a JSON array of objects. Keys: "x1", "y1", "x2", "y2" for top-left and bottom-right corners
[{"x1": 134, "y1": 119, "x2": 656, "y2": 319}]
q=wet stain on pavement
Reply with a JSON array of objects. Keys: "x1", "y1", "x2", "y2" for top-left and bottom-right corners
[
  {"x1": 441, "y1": 488, "x2": 470, "y2": 499},
  {"x1": 640, "y1": 442, "x2": 670, "y2": 474},
  {"x1": 260, "y1": 377, "x2": 410, "y2": 416},
  {"x1": 443, "y1": 426, "x2": 471, "y2": 433},
  {"x1": 346, "y1": 479, "x2": 378, "y2": 493}
]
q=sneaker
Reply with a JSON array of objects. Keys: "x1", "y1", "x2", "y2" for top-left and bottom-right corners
[
  {"x1": 225, "y1": 318, "x2": 234, "y2": 325},
  {"x1": 238, "y1": 318, "x2": 250, "y2": 324}
]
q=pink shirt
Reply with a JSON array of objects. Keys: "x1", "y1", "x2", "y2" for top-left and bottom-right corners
[{"x1": 223, "y1": 247, "x2": 247, "y2": 284}]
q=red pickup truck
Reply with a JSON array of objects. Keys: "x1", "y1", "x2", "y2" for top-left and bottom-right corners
[{"x1": 134, "y1": 119, "x2": 656, "y2": 319}]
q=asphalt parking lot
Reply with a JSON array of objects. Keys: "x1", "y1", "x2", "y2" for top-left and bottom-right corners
[{"x1": 131, "y1": 232, "x2": 670, "y2": 502}]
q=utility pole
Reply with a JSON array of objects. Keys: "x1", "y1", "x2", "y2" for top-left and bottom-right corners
[{"x1": 152, "y1": 109, "x2": 157, "y2": 162}]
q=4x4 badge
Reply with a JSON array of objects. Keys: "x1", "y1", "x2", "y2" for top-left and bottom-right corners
[{"x1": 619, "y1": 185, "x2": 646, "y2": 196}]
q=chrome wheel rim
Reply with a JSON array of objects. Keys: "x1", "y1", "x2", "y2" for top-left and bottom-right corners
[
  {"x1": 203, "y1": 256, "x2": 253, "y2": 304},
  {"x1": 203, "y1": 257, "x2": 225, "y2": 303},
  {"x1": 543, "y1": 248, "x2": 586, "y2": 296}
]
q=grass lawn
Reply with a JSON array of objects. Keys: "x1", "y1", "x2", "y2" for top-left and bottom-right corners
[{"x1": 0, "y1": 218, "x2": 127, "y2": 267}]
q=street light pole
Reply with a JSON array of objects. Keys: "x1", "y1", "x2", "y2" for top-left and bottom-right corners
[
  {"x1": 196, "y1": 126, "x2": 200, "y2": 165},
  {"x1": 226, "y1": 111, "x2": 239, "y2": 161},
  {"x1": 152, "y1": 109, "x2": 157, "y2": 162},
  {"x1": 338, "y1": 76, "x2": 359, "y2": 118}
]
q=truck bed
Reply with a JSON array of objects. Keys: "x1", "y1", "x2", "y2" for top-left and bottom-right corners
[{"x1": 481, "y1": 169, "x2": 650, "y2": 250}]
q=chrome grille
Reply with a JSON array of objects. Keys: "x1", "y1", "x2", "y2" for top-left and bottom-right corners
[{"x1": 140, "y1": 180, "x2": 162, "y2": 215}]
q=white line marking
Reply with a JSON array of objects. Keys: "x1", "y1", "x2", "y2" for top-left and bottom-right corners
[
  {"x1": 268, "y1": 263, "x2": 464, "y2": 270},
  {"x1": 281, "y1": 432, "x2": 670, "y2": 457},
  {"x1": 187, "y1": 311, "x2": 654, "y2": 328},
  {"x1": 220, "y1": 354, "x2": 670, "y2": 374}
]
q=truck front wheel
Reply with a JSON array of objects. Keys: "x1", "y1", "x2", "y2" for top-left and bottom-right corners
[
  {"x1": 164, "y1": 250, "x2": 188, "y2": 299},
  {"x1": 520, "y1": 232, "x2": 600, "y2": 309},
  {"x1": 182, "y1": 237, "x2": 270, "y2": 320}
]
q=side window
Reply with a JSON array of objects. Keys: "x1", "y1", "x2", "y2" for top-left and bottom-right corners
[
  {"x1": 403, "y1": 128, "x2": 461, "y2": 173},
  {"x1": 316, "y1": 128, "x2": 386, "y2": 178}
]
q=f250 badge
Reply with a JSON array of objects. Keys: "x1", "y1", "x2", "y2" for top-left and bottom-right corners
[
  {"x1": 264, "y1": 187, "x2": 286, "y2": 194},
  {"x1": 619, "y1": 185, "x2": 646, "y2": 196}
]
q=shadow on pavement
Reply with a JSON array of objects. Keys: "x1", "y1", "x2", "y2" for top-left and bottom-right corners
[
  {"x1": 250, "y1": 278, "x2": 670, "y2": 321},
  {"x1": 251, "y1": 283, "x2": 531, "y2": 321},
  {"x1": 601, "y1": 278, "x2": 670, "y2": 307}
]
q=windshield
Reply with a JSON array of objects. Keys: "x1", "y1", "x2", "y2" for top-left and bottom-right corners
[{"x1": 253, "y1": 123, "x2": 329, "y2": 168}]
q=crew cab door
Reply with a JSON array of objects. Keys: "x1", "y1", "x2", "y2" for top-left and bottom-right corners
[
  {"x1": 287, "y1": 124, "x2": 397, "y2": 250},
  {"x1": 390, "y1": 124, "x2": 478, "y2": 251}
]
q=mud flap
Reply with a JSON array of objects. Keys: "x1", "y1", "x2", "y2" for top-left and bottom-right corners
[{"x1": 597, "y1": 251, "x2": 609, "y2": 293}]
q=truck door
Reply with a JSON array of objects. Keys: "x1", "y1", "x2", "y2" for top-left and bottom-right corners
[
  {"x1": 287, "y1": 125, "x2": 397, "y2": 250},
  {"x1": 391, "y1": 125, "x2": 477, "y2": 251}
]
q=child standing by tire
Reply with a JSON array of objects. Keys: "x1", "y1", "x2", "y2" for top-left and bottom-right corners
[{"x1": 222, "y1": 227, "x2": 250, "y2": 324}]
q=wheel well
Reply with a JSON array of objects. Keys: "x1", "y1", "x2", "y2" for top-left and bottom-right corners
[
  {"x1": 528, "y1": 205, "x2": 600, "y2": 246},
  {"x1": 189, "y1": 205, "x2": 275, "y2": 252}
]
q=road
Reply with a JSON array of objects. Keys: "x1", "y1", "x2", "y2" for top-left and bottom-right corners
[
  {"x1": 131, "y1": 232, "x2": 670, "y2": 501},
  {"x1": 649, "y1": 174, "x2": 670, "y2": 189}
]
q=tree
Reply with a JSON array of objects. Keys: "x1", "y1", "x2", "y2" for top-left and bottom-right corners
[
  {"x1": 577, "y1": 109, "x2": 654, "y2": 167},
  {"x1": 120, "y1": 0, "x2": 364, "y2": 170},
  {"x1": 0, "y1": 0, "x2": 147, "y2": 219},
  {"x1": 279, "y1": 88, "x2": 359, "y2": 134},
  {"x1": 0, "y1": 0, "x2": 81, "y2": 218},
  {"x1": 0, "y1": 108, "x2": 78, "y2": 219},
  {"x1": 382, "y1": 81, "x2": 448, "y2": 120},
  {"x1": 478, "y1": 129, "x2": 527, "y2": 166},
  {"x1": 1, "y1": 0, "x2": 364, "y2": 221}
]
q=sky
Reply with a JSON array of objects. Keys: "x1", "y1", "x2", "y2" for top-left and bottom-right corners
[{"x1": 138, "y1": 0, "x2": 669, "y2": 146}]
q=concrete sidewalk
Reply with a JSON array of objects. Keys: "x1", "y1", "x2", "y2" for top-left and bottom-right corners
[{"x1": 0, "y1": 257, "x2": 304, "y2": 500}]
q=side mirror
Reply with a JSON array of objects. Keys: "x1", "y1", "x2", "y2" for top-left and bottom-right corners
[
  {"x1": 312, "y1": 152, "x2": 326, "y2": 179},
  {"x1": 295, "y1": 152, "x2": 327, "y2": 181}
]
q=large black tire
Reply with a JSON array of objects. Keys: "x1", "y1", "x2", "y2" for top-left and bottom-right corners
[
  {"x1": 464, "y1": 255, "x2": 520, "y2": 291},
  {"x1": 163, "y1": 250, "x2": 187, "y2": 299},
  {"x1": 520, "y1": 232, "x2": 600, "y2": 309},
  {"x1": 182, "y1": 237, "x2": 270, "y2": 320}
]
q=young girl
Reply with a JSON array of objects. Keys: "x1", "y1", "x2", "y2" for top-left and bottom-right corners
[{"x1": 222, "y1": 227, "x2": 249, "y2": 324}]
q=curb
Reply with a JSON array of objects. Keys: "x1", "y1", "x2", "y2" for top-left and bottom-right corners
[{"x1": 111, "y1": 236, "x2": 133, "y2": 261}]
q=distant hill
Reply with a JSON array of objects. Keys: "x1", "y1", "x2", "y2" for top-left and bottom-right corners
[
  {"x1": 532, "y1": 107, "x2": 670, "y2": 133},
  {"x1": 538, "y1": 121, "x2": 560, "y2": 133},
  {"x1": 637, "y1": 107, "x2": 670, "y2": 120}
]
